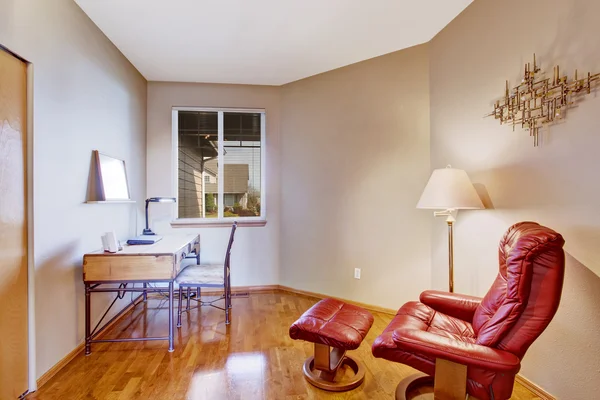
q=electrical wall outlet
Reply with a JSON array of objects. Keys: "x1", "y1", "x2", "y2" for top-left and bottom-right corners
[{"x1": 354, "y1": 268, "x2": 361, "y2": 279}]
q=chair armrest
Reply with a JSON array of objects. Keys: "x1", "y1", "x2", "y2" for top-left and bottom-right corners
[
  {"x1": 392, "y1": 328, "x2": 521, "y2": 373},
  {"x1": 420, "y1": 290, "x2": 482, "y2": 322}
]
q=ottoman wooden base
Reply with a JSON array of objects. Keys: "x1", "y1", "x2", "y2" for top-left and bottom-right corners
[{"x1": 302, "y1": 343, "x2": 366, "y2": 392}]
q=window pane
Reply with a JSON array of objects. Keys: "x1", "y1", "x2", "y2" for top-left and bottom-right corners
[
  {"x1": 178, "y1": 111, "x2": 219, "y2": 218},
  {"x1": 223, "y1": 112, "x2": 261, "y2": 218}
]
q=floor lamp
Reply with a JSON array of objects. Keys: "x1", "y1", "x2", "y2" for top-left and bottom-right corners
[{"x1": 417, "y1": 166, "x2": 483, "y2": 292}]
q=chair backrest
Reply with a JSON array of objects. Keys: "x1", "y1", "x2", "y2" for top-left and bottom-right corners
[
  {"x1": 224, "y1": 221, "x2": 238, "y2": 269},
  {"x1": 472, "y1": 221, "x2": 565, "y2": 358}
]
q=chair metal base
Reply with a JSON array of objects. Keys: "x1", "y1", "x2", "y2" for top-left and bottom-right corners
[
  {"x1": 395, "y1": 373, "x2": 434, "y2": 399},
  {"x1": 395, "y1": 359, "x2": 470, "y2": 400},
  {"x1": 302, "y1": 353, "x2": 365, "y2": 392},
  {"x1": 176, "y1": 287, "x2": 231, "y2": 328}
]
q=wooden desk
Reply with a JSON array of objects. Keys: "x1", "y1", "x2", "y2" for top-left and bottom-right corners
[{"x1": 82, "y1": 234, "x2": 200, "y2": 354}]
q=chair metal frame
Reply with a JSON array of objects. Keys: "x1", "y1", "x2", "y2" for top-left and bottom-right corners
[{"x1": 176, "y1": 221, "x2": 237, "y2": 326}]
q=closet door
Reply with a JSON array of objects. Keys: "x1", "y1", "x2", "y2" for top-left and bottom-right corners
[{"x1": 0, "y1": 47, "x2": 29, "y2": 399}]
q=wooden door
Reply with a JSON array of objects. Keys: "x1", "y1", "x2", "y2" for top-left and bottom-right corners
[{"x1": 0, "y1": 47, "x2": 29, "y2": 399}]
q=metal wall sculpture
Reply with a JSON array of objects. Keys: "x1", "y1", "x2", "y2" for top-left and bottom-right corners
[{"x1": 487, "y1": 55, "x2": 600, "y2": 146}]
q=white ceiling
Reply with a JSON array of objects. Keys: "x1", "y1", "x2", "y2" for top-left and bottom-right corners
[{"x1": 75, "y1": 0, "x2": 472, "y2": 86}]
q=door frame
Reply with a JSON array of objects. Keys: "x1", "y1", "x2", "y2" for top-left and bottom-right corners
[{"x1": 0, "y1": 43, "x2": 36, "y2": 394}]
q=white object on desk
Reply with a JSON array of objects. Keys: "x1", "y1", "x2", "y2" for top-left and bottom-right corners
[
  {"x1": 101, "y1": 234, "x2": 108, "y2": 251},
  {"x1": 101, "y1": 231, "x2": 120, "y2": 253}
]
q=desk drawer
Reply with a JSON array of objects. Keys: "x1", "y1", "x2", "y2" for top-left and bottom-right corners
[
  {"x1": 83, "y1": 255, "x2": 175, "y2": 282},
  {"x1": 173, "y1": 238, "x2": 200, "y2": 276}
]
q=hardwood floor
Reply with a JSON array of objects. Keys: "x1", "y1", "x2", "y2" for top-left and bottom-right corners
[{"x1": 28, "y1": 292, "x2": 541, "y2": 400}]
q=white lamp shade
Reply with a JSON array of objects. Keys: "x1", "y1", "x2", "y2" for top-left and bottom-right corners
[{"x1": 417, "y1": 167, "x2": 484, "y2": 210}]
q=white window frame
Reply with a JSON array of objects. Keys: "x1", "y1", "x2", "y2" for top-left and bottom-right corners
[{"x1": 172, "y1": 106, "x2": 266, "y2": 225}]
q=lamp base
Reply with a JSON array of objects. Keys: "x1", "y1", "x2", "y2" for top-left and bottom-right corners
[{"x1": 142, "y1": 229, "x2": 156, "y2": 235}]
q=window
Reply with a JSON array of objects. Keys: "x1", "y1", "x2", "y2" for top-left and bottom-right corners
[{"x1": 174, "y1": 108, "x2": 265, "y2": 222}]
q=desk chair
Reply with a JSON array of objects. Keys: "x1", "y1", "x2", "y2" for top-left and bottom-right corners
[{"x1": 176, "y1": 221, "x2": 237, "y2": 326}]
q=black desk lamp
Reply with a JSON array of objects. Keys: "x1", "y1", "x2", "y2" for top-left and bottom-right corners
[{"x1": 143, "y1": 197, "x2": 176, "y2": 235}]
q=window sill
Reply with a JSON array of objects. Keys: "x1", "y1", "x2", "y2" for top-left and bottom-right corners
[{"x1": 171, "y1": 219, "x2": 267, "y2": 228}]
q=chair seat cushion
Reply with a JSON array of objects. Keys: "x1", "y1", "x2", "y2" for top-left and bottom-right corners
[
  {"x1": 289, "y1": 298, "x2": 374, "y2": 350},
  {"x1": 373, "y1": 301, "x2": 476, "y2": 362},
  {"x1": 176, "y1": 264, "x2": 224, "y2": 286}
]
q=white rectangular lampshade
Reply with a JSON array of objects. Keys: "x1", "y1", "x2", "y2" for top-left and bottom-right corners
[{"x1": 417, "y1": 167, "x2": 484, "y2": 210}]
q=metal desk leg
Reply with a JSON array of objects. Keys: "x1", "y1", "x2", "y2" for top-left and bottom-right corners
[
  {"x1": 196, "y1": 252, "x2": 200, "y2": 299},
  {"x1": 168, "y1": 281, "x2": 174, "y2": 352},
  {"x1": 143, "y1": 282, "x2": 147, "y2": 302},
  {"x1": 186, "y1": 287, "x2": 191, "y2": 310},
  {"x1": 85, "y1": 284, "x2": 91, "y2": 355}
]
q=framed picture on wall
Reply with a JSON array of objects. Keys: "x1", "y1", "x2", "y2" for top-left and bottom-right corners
[{"x1": 93, "y1": 150, "x2": 131, "y2": 201}]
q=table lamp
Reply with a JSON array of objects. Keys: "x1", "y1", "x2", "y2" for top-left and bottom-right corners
[
  {"x1": 143, "y1": 197, "x2": 176, "y2": 235},
  {"x1": 417, "y1": 166, "x2": 483, "y2": 292}
]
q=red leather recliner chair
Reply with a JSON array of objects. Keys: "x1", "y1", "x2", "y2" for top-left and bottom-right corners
[{"x1": 372, "y1": 222, "x2": 565, "y2": 400}]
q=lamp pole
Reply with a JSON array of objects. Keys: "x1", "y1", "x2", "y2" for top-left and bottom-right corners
[
  {"x1": 434, "y1": 209, "x2": 456, "y2": 293},
  {"x1": 143, "y1": 199, "x2": 154, "y2": 235},
  {"x1": 447, "y1": 218, "x2": 454, "y2": 293}
]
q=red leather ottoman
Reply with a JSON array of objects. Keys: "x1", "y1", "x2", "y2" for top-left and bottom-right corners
[{"x1": 289, "y1": 298, "x2": 374, "y2": 391}]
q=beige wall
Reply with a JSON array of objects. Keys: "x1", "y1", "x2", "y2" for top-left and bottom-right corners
[
  {"x1": 279, "y1": 45, "x2": 432, "y2": 308},
  {"x1": 0, "y1": 0, "x2": 147, "y2": 383},
  {"x1": 430, "y1": 0, "x2": 600, "y2": 397},
  {"x1": 146, "y1": 82, "x2": 280, "y2": 286}
]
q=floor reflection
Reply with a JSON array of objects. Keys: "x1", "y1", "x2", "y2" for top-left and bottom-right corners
[{"x1": 187, "y1": 352, "x2": 266, "y2": 399}]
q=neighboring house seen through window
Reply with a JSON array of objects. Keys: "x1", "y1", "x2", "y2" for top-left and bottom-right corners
[{"x1": 175, "y1": 108, "x2": 265, "y2": 221}]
